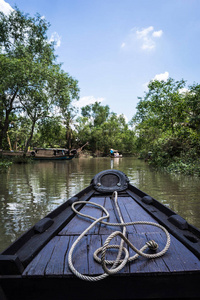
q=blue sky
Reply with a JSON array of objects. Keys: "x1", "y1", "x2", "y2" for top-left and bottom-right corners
[{"x1": 1, "y1": 0, "x2": 200, "y2": 121}]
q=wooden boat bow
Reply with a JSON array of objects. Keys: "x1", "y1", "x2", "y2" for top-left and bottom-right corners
[{"x1": 1, "y1": 169, "x2": 200, "y2": 300}]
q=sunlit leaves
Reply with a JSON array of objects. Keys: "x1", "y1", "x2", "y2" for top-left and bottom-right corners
[{"x1": 0, "y1": 8, "x2": 79, "y2": 151}]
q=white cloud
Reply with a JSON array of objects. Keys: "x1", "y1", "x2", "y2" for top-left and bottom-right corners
[
  {"x1": 141, "y1": 37, "x2": 155, "y2": 50},
  {"x1": 73, "y1": 96, "x2": 105, "y2": 108},
  {"x1": 122, "y1": 26, "x2": 163, "y2": 51},
  {"x1": 136, "y1": 26, "x2": 163, "y2": 51},
  {"x1": 152, "y1": 30, "x2": 163, "y2": 38},
  {"x1": 153, "y1": 71, "x2": 169, "y2": 81},
  {"x1": 136, "y1": 26, "x2": 154, "y2": 39},
  {"x1": 0, "y1": 0, "x2": 14, "y2": 14},
  {"x1": 49, "y1": 32, "x2": 61, "y2": 48}
]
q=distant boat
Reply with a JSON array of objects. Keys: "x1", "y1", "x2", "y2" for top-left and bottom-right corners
[
  {"x1": 111, "y1": 153, "x2": 122, "y2": 158},
  {"x1": 110, "y1": 149, "x2": 122, "y2": 158},
  {"x1": 1, "y1": 148, "x2": 76, "y2": 160},
  {"x1": 29, "y1": 148, "x2": 76, "y2": 160}
]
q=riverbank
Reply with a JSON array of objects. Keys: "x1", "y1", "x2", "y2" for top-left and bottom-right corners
[
  {"x1": 1, "y1": 147, "x2": 200, "y2": 176},
  {"x1": 0, "y1": 156, "x2": 32, "y2": 171},
  {"x1": 148, "y1": 152, "x2": 200, "y2": 176},
  {"x1": 0, "y1": 159, "x2": 12, "y2": 170}
]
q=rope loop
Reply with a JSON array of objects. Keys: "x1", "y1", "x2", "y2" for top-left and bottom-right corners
[
  {"x1": 68, "y1": 191, "x2": 171, "y2": 281},
  {"x1": 146, "y1": 240, "x2": 159, "y2": 250}
]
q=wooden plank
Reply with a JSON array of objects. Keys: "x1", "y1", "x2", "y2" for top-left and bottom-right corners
[
  {"x1": 59, "y1": 195, "x2": 162, "y2": 236},
  {"x1": 128, "y1": 231, "x2": 200, "y2": 274},
  {"x1": 22, "y1": 237, "x2": 57, "y2": 276},
  {"x1": 127, "y1": 233, "x2": 164, "y2": 273},
  {"x1": 59, "y1": 197, "x2": 105, "y2": 235},
  {"x1": 142, "y1": 232, "x2": 171, "y2": 273},
  {"x1": 121, "y1": 196, "x2": 162, "y2": 234},
  {"x1": 99, "y1": 197, "x2": 122, "y2": 235},
  {"x1": 45, "y1": 236, "x2": 70, "y2": 276},
  {"x1": 63, "y1": 235, "x2": 88, "y2": 275},
  {"x1": 151, "y1": 232, "x2": 200, "y2": 272},
  {"x1": 24, "y1": 235, "x2": 89, "y2": 277},
  {"x1": 87, "y1": 235, "x2": 103, "y2": 275},
  {"x1": 44, "y1": 235, "x2": 88, "y2": 276},
  {"x1": 117, "y1": 196, "x2": 137, "y2": 234}
]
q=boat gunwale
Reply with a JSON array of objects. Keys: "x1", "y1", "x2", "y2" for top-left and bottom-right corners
[
  {"x1": 1, "y1": 178, "x2": 200, "y2": 276},
  {"x1": 0, "y1": 185, "x2": 95, "y2": 274},
  {"x1": 127, "y1": 184, "x2": 200, "y2": 259}
]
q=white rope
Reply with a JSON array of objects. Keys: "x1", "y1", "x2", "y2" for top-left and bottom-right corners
[{"x1": 68, "y1": 191, "x2": 171, "y2": 281}]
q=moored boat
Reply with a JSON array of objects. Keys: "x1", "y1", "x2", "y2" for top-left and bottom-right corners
[
  {"x1": 29, "y1": 148, "x2": 76, "y2": 160},
  {"x1": 0, "y1": 169, "x2": 200, "y2": 300},
  {"x1": 1, "y1": 148, "x2": 76, "y2": 160}
]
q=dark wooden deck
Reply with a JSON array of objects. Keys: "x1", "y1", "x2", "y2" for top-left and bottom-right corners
[
  {"x1": 2, "y1": 168, "x2": 200, "y2": 299},
  {"x1": 23, "y1": 194, "x2": 200, "y2": 278}
]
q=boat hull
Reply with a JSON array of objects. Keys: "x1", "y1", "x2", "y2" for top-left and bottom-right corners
[
  {"x1": 1, "y1": 273, "x2": 200, "y2": 300},
  {"x1": 33, "y1": 155, "x2": 74, "y2": 160},
  {"x1": 0, "y1": 149, "x2": 75, "y2": 160},
  {"x1": 0, "y1": 169, "x2": 200, "y2": 299}
]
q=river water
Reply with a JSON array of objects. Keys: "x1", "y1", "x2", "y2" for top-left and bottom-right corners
[{"x1": 0, "y1": 157, "x2": 200, "y2": 252}]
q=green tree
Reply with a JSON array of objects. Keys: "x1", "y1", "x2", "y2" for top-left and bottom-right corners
[
  {"x1": 6, "y1": 115, "x2": 32, "y2": 150},
  {"x1": 0, "y1": 54, "x2": 25, "y2": 149},
  {"x1": 50, "y1": 67, "x2": 79, "y2": 149},
  {"x1": 132, "y1": 77, "x2": 200, "y2": 174},
  {"x1": 0, "y1": 8, "x2": 79, "y2": 151},
  {"x1": 36, "y1": 117, "x2": 65, "y2": 148},
  {"x1": 81, "y1": 101, "x2": 110, "y2": 127},
  {"x1": 76, "y1": 102, "x2": 136, "y2": 155},
  {"x1": 131, "y1": 78, "x2": 187, "y2": 154},
  {"x1": 185, "y1": 83, "x2": 200, "y2": 131},
  {"x1": 0, "y1": 8, "x2": 54, "y2": 149},
  {"x1": 133, "y1": 78, "x2": 186, "y2": 134}
]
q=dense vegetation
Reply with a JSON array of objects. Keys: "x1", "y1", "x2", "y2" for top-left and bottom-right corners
[
  {"x1": 75, "y1": 102, "x2": 136, "y2": 156},
  {"x1": 1, "y1": 8, "x2": 200, "y2": 175},
  {"x1": 132, "y1": 78, "x2": 200, "y2": 175},
  {"x1": 0, "y1": 8, "x2": 79, "y2": 153}
]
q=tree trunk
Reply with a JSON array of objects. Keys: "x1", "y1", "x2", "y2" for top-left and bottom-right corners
[
  {"x1": 24, "y1": 120, "x2": 36, "y2": 154},
  {"x1": 66, "y1": 127, "x2": 71, "y2": 149},
  {"x1": 0, "y1": 89, "x2": 18, "y2": 149},
  {"x1": 0, "y1": 111, "x2": 11, "y2": 149}
]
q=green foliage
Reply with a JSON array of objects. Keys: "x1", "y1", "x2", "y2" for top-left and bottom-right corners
[
  {"x1": 185, "y1": 83, "x2": 200, "y2": 131},
  {"x1": 133, "y1": 78, "x2": 200, "y2": 175},
  {"x1": 76, "y1": 102, "x2": 136, "y2": 155},
  {"x1": 0, "y1": 159, "x2": 12, "y2": 171},
  {"x1": 81, "y1": 102, "x2": 110, "y2": 127},
  {"x1": 0, "y1": 8, "x2": 79, "y2": 151},
  {"x1": 133, "y1": 78, "x2": 186, "y2": 133},
  {"x1": 36, "y1": 117, "x2": 66, "y2": 148}
]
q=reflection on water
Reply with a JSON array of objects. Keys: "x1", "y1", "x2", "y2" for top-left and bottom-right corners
[{"x1": 0, "y1": 157, "x2": 200, "y2": 252}]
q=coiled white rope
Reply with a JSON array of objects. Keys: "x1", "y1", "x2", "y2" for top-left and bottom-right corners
[{"x1": 68, "y1": 191, "x2": 171, "y2": 281}]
